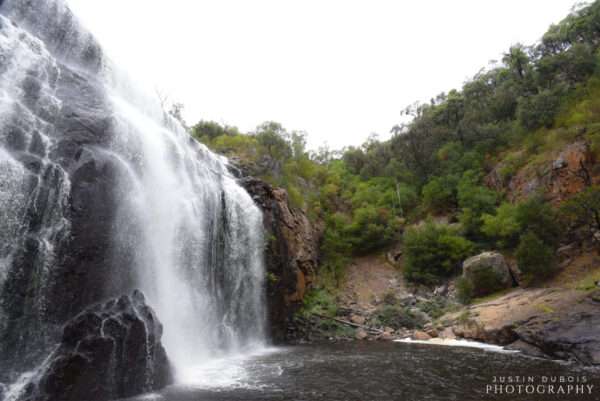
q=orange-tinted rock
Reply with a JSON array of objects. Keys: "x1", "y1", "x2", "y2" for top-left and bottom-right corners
[
  {"x1": 487, "y1": 141, "x2": 597, "y2": 204},
  {"x1": 546, "y1": 141, "x2": 594, "y2": 204},
  {"x1": 350, "y1": 314, "x2": 366, "y2": 325},
  {"x1": 413, "y1": 330, "x2": 432, "y2": 341},
  {"x1": 241, "y1": 177, "x2": 320, "y2": 343},
  {"x1": 439, "y1": 327, "x2": 456, "y2": 340}
]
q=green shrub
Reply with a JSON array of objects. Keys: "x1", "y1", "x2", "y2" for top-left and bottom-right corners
[
  {"x1": 286, "y1": 184, "x2": 304, "y2": 209},
  {"x1": 456, "y1": 171, "x2": 498, "y2": 238},
  {"x1": 404, "y1": 221, "x2": 475, "y2": 284},
  {"x1": 515, "y1": 197, "x2": 561, "y2": 248},
  {"x1": 517, "y1": 89, "x2": 561, "y2": 130},
  {"x1": 422, "y1": 176, "x2": 457, "y2": 213},
  {"x1": 415, "y1": 297, "x2": 447, "y2": 319},
  {"x1": 383, "y1": 291, "x2": 398, "y2": 305},
  {"x1": 482, "y1": 202, "x2": 521, "y2": 248},
  {"x1": 560, "y1": 185, "x2": 600, "y2": 236},
  {"x1": 313, "y1": 320, "x2": 355, "y2": 337},
  {"x1": 482, "y1": 197, "x2": 561, "y2": 249},
  {"x1": 516, "y1": 231, "x2": 556, "y2": 284},
  {"x1": 299, "y1": 288, "x2": 338, "y2": 318},
  {"x1": 498, "y1": 152, "x2": 526, "y2": 181},
  {"x1": 318, "y1": 213, "x2": 352, "y2": 289},
  {"x1": 266, "y1": 272, "x2": 279, "y2": 284},
  {"x1": 457, "y1": 171, "x2": 498, "y2": 214},
  {"x1": 343, "y1": 205, "x2": 400, "y2": 254},
  {"x1": 468, "y1": 267, "x2": 506, "y2": 297},
  {"x1": 396, "y1": 183, "x2": 419, "y2": 215},
  {"x1": 456, "y1": 277, "x2": 474, "y2": 304},
  {"x1": 371, "y1": 305, "x2": 425, "y2": 329}
]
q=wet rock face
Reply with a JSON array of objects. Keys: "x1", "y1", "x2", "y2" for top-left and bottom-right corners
[
  {"x1": 0, "y1": 1, "x2": 136, "y2": 380},
  {"x1": 240, "y1": 177, "x2": 320, "y2": 342},
  {"x1": 20, "y1": 291, "x2": 172, "y2": 401}
]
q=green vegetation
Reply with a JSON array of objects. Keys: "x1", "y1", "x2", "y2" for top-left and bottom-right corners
[
  {"x1": 561, "y1": 185, "x2": 600, "y2": 239},
  {"x1": 266, "y1": 272, "x2": 279, "y2": 285},
  {"x1": 190, "y1": 2, "x2": 600, "y2": 295},
  {"x1": 468, "y1": 268, "x2": 506, "y2": 298},
  {"x1": 516, "y1": 231, "x2": 557, "y2": 284},
  {"x1": 535, "y1": 303, "x2": 557, "y2": 314},
  {"x1": 371, "y1": 305, "x2": 426, "y2": 330},
  {"x1": 573, "y1": 268, "x2": 600, "y2": 291},
  {"x1": 403, "y1": 221, "x2": 474, "y2": 284},
  {"x1": 298, "y1": 288, "x2": 338, "y2": 318},
  {"x1": 456, "y1": 277, "x2": 475, "y2": 304},
  {"x1": 415, "y1": 297, "x2": 451, "y2": 320},
  {"x1": 481, "y1": 197, "x2": 562, "y2": 280}
]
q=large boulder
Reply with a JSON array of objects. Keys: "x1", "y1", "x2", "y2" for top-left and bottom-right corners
[
  {"x1": 240, "y1": 177, "x2": 320, "y2": 342},
  {"x1": 17, "y1": 291, "x2": 172, "y2": 401},
  {"x1": 462, "y1": 252, "x2": 513, "y2": 296}
]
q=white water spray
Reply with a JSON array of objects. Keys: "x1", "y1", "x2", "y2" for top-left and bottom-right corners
[{"x1": 105, "y1": 81, "x2": 268, "y2": 377}]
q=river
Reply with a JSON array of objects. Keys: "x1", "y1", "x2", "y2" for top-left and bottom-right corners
[{"x1": 121, "y1": 342, "x2": 599, "y2": 401}]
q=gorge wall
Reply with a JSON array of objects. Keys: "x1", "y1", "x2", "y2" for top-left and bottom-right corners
[{"x1": 241, "y1": 177, "x2": 320, "y2": 342}]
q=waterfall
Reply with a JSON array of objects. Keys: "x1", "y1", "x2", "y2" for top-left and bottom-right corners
[{"x1": 0, "y1": 0, "x2": 267, "y2": 389}]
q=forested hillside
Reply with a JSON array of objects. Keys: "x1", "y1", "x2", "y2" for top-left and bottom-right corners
[{"x1": 192, "y1": 1, "x2": 600, "y2": 302}]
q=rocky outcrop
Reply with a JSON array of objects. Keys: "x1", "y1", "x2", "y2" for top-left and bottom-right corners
[
  {"x1": 462, "y1": 252, "x2": 513, "y2": 295},
  {"x1": 486, "y1": 140, "x2": 599, "y2": 204},
  {"x1": 240, "y1": 177, "x2": 320, "y2": 342},
  {"x1": 511, "y1": 292, "x2": 600, "y2": 365},
  {"x1": 547, "y1": 141, "x2": 595, "y2": 203},
  {"x1": 18, "y1": 291, "x2": 172, "y2": 401},
  {"x1": 445, "y1": 288, "x2": 600, "y2": 365}
]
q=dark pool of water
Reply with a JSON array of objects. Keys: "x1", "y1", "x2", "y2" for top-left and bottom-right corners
[{"x1": 123, "y1": 342, "x2": 600, "y2": 401}]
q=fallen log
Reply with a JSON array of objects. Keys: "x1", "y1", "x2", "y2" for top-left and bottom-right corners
[{"x1": 311, "y1": 313, "x2": 383, "y2": 334}]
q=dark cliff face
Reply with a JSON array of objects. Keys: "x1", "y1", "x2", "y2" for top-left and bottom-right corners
[
  {"x1": 0, "y1": 1, "x2": 137, "y2": 381},
  {"x1": 240, "y1": 177, "x2": 320, "y2": 342}
]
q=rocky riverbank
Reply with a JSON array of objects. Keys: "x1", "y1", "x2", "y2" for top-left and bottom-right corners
[
  {"x1": 289, "y1": 286, "x2": 600, "y2": 367},
  {"x1": 284, "y1": 245, "x2": 600, "y2": 367},
  {"x1": 229, "y1": 149, "x2": 600, "y2": 367},
  {"x1": 443, "y1": 287, "x2": 600, "y2": 365}
]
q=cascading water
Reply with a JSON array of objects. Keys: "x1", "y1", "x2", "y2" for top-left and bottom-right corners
[
  {"x1": 107, "y1": 78, "x2": 268, "y2": 374},
  {"x1": 0, "y1": 0, "x2": 267, "y2": 394}
]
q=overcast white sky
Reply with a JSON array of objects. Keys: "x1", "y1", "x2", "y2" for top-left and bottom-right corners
[{"x1": 67, "y1": 0, "x2": 576, "y2": 150}]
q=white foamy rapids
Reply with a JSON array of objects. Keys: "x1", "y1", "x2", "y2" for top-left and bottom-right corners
[
  {"x1": 396, "y1": 338, "x2": 520, "y2": 353},
  {"x1": 177, "y1": 347, "x2": 280, "y2": 389}
]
